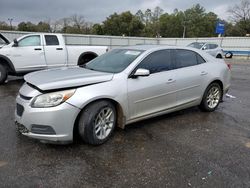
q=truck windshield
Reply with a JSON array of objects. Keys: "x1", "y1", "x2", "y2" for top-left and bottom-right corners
[{"x1": 85, "y1": 49, "x2": 144, "y2": 73}]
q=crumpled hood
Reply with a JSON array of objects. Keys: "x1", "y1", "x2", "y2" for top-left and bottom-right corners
[{"x1": 24, "y1": 67, "x2": 114, "y2": 91}]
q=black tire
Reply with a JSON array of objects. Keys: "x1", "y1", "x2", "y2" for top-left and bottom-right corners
[
  {"x1": 0, "y1": 64, "x2": 7, "y2": 84},
  {"x1": 225, "y1": 52, "x2": 233, "y2": 59},
  {"x1": 199, "y1": 83, "x2": 222, "y2": 112},
  {"x1": 78, "y1": 100, "x2": 116, "y2": 145},
  {"x1": 78, "y1": 54, "x2": 97, "y2": 66}
]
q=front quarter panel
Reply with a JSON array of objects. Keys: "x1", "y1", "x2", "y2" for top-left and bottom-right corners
[{"x1": 66, "y1": 73, "x2": 129, "y2": 117}]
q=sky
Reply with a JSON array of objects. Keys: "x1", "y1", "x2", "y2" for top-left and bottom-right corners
[{"x1": 0, "y1": 0, "x2": 240, "y2": 25}]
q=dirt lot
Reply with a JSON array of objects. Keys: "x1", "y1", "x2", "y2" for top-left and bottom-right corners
[{"x1": 0, "y1": 60, "x2": 250, "y2": 187}]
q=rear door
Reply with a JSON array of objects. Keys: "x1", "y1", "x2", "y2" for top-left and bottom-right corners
[
  {"x1": 127, "y1": 49, "x2": 177, "y2": 120},
  {"x1": 173, "y1": 49, "x2": 208, "y2": 106},
  {"x1": 43, "y1": 35, "x2": 67, "y2": 68}
]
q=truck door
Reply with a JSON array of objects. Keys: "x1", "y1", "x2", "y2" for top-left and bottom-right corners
[
  {"x1": 43, "y1": 35, "x2": 67, "y2": 68},
  {"x1": 10, "y1": 35, "x2": 46, "y2": 71}
]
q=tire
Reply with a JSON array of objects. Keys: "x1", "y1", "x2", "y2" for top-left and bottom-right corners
[
  {"x1": 199, "y1": 83, "x2": 222, "y2": 112},
  {"x1": 78, "y1": 53, "x2": 97, "y2": 66},
  {"x1": 225, "y1": 52, "x2": 233, "y2": 59},
  {"x1": 0, "y1": 64, "x2": 7, "y2": 84},
  {"x1": 78, "y1": 100, "x2": 116, "y2": 145}
]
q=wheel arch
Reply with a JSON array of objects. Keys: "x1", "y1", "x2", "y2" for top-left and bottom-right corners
[
  {"x1": 77, "y1": 51, "x2": 98, "y2": 66},
  {"x1": 73, "y1": 98, "x2": 126, "y2": 140},
  {"x1": 0, "y1": 55, "x2": 16, "y2": 74},
  {"x1": 207, "y1": 79, "x2": 224, "y2": 95}
]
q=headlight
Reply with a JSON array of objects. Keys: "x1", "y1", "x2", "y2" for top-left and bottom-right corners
[{"x1": 31, "y1": 89, "x2": 76, "y2": 108}]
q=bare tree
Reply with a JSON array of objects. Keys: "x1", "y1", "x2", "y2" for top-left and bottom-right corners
[
  {"x1": 228, "y1": 0, "x2": 250, "y2": 22},
  {"x1": 70, "y1": 14, "x2": 86, "y2": 29}
]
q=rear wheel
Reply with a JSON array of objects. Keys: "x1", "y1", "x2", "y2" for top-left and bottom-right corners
[
  {"x1": 78, "y1": 100, "x2": 116, "y2": 145},
  {"x1": 199, "y1": 83, "x2": 222, "y2": 112},
  {"x1": 78, "y1": 53, "x2": 97, "y2": 66},
  {"x1": 0, "y1": 64, "x2": 7, "y2": 84}
]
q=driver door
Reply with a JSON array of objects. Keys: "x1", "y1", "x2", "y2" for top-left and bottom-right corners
[
  {"x1": 127, "y1": 49, "x2": 177, "y2": 120},
  {"x1": 9, "y1": 35, "x2": 46, "y2": 72}
]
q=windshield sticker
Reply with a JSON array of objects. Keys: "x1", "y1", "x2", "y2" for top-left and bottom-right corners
[{"x1": 125, "y1": 51, "x2": 141, "y2": 56}]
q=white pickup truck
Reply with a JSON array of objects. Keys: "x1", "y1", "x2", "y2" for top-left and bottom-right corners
[{"x1": 0, "y1": 33, "x2": 108, "y2": 84}]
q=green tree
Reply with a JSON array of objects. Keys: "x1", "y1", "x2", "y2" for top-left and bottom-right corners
[
  {"x1": 159, "y1": 11, "x2": 184, "y2": 37},
  {"x1": 36, "y1": 22, "x2": 51, "y2": 32},
  {"x1": 183, "y1": 4, "x2": 218, "y2": 37},
  {"x1": 102, "y1": 11, "x2": 144, "y2": 36},
  {"x1": 18, "y1": 22, "x2": 37, "y2": 31},
  {"x1": 0, "y1": 21, "x2": 12, "y2": 30},
  {"x1": 92, "y1": 24, "x2": 104, "y2": 35}
]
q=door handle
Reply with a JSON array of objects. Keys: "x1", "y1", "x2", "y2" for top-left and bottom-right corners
[
  {"x1": 34, "y1": 48, "x2": 42, "y2": 51},
  {"x1": 56, "y1": 48, "x2": 63, "y2": 50},
  {"x1": 201, "y1": 71, "x2": 208, "y2": 75},
  {"x1": 166, "y1": 78, "x2": 176, "y2": 84}
]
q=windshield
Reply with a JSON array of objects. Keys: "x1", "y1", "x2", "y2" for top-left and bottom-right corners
[
  {"x1": 187, "y1": 42, "x2": 205, "y2": 49},
  {"x1": 85, "y1": 49, "x2": 144, "y2": 73}
]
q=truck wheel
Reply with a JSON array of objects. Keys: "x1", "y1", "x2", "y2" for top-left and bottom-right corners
[
  {"x1": 199, "y1": 83, "x2": 222, "y2": 112},
  {"x1": 78, "y1": 100, "x2": 116, "y2": 145},
  {"x1": 78, "y1": 53, "x2": 97, "y2": 66},
  {"x1": 0, "y1": 64, "x2": 7, "y2": 84}
]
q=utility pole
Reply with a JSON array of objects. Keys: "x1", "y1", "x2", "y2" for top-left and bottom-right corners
[
  {"x1": 183, "y1": 25, "x2": 186, "y2": 38},
  {"x1": 182, "y1": 13, "x2": 186, "y2": 38},
  {"x1": 8, "y1": 18, "x2": 13, "y2": 30}
]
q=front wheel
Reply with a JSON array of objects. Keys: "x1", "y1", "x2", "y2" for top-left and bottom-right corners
[
  {"x1": 199, "y1": 83, "x2": 222, "y2": 112},
  {"x1": 78, "y1": 100, "x2": 116, "y2": 145}
]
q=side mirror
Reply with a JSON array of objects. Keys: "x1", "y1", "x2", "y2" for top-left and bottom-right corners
[
  {"x1": 131, "y1": 68, "x2": 150, "y2": 78},
  {"x1": 13, "y1": 38, "x2": 18, "y2": 47},
  {"x1": 202, "y1": 46, "x2": 207, "y2": 50}
]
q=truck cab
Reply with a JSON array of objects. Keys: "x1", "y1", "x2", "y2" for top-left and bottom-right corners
[{"x1": 0, "y1": 33, "x2": 108, "y2": 84}]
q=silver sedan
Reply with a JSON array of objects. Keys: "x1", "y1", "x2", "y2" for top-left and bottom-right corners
[{"x1": 15, "y1": 45, "x2": 231, "y2": 145}]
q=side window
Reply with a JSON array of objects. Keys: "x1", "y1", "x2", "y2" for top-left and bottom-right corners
[
  {"x1": 136, "y1": 50, "x2": 172, "y2": 74},
  {"x1": 174, "y1": 49, "x2": 199, "y2": 68},
  {"x1": 18, "y1": 35, "x2": 41, "y2": 47},
  {"x1": 45, "y1": 35, "x2": 59, "y2": 46},
  {"x1": 209, "y1": 44, "x2": 218, "y2": 49}
]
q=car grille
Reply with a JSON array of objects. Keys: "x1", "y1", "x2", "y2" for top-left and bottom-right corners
[{"x1": 16, "y1": 103, "x2": 24, "y2": 117}]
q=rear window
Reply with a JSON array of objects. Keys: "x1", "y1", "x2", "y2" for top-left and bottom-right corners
[
  {"x1": 174, "y1": 49, "x2": 205, "y2": 69},
  {"x1": 45, "y1": 35, "x2": 59, "y2": 46}
]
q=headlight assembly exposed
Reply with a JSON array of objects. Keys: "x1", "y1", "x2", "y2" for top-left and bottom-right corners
[{"x1": 31, "y1": 89, "x2": 76, "y2": 108}]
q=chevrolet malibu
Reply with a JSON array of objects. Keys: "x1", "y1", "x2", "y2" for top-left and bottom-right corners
[{"x1": 15, "y1": 45, "x2": 231, "y2": 145}]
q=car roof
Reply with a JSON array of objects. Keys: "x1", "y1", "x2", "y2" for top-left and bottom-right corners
[
  {"x1": 191, "y1": 42, "x2": 219, "y2": 45},
  {"x1": 118, "y1": 45, "x2": 195, "y2": 51}
]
